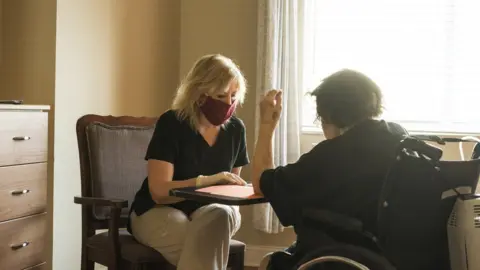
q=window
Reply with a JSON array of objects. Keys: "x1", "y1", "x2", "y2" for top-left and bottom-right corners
[{"x1": 301, "y1": 0, "x2": 480, "y2": 134}]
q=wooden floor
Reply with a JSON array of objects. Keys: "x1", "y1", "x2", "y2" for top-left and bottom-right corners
[{"x1": 245, "y1": 267, "x2": 258, "y2": 270}]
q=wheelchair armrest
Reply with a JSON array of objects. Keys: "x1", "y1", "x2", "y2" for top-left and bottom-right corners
[{"x1": 302, "y1": 208, "x2": 363, "y2": 233}]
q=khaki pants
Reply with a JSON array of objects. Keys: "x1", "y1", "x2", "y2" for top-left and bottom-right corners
[
  {"x1": 259, "y1": 253, "x2": 273, "y2": 270},
  {"x1": 130, "y1": 204, "x2": 241, "y2": 270}
]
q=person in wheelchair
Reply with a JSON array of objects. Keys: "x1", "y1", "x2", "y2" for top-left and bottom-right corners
[{"x1": 252, "y1": 69, "x2": 407, "y2": 269}]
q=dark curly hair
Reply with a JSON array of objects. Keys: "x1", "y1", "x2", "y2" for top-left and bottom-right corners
[{"x1": 310, "y1": 69, "x2": 383, "y2": 129}]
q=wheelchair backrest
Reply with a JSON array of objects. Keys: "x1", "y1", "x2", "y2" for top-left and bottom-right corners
[{"x1": 377, "y1": 137, "x2": 480, "y2": 270}]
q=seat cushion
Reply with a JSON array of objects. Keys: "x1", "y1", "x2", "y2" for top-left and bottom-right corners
[
  {"x1": 230, "y1": 239, "x2": 247, "y2": 254},
  {"x1": 87, "y1": 230, "x2": 246, "y2": 264}
]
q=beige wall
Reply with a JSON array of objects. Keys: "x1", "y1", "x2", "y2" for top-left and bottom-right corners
[
  {"x1": 0, "y1": 0, "x2": 2, "y2": 63},
  {"x1": 1, "y1": 0, "x2": 180, "y2": 269},
  {"x1": 53, "y1": 1, "x2": 180, "y2": 269},
  {"x1": 0, "y1": 0, "x2": 57, "y2": 268}
]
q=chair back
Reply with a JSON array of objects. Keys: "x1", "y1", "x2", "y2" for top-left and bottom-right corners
[
  {"x1": 377, "y1": 137, "x2": 480, "y2": 270},
  {"x1": 76, "y1": 114, "x2": 157, "y2": 229}
]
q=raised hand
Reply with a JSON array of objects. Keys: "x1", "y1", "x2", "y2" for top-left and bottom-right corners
[{"x1": 259, "y1": 89, "x2": 283, "y2": 127}]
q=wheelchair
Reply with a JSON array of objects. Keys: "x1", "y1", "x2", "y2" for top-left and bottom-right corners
[{"x1": 262, "y1": 134, "x2": 480, "y2": 270}]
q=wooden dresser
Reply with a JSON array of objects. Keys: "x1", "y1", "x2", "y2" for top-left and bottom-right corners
[{"x1": 0, "y1": 105, "x2": 50, "y2": 270}]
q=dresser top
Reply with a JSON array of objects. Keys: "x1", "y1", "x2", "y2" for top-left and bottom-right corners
[{"x1": 0, "y1": 104, "x2": 50, "y2": 111}]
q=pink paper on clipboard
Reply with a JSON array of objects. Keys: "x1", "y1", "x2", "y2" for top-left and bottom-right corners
[{"x1": 196, "y1": 185, "x2": 263, "y2": 199}]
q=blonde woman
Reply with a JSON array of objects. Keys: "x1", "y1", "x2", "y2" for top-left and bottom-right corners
[{"x1": 128, "y1": 54, "x2": 249, "y2": 270}]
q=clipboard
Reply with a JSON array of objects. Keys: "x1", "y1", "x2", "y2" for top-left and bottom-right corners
[{"x1": 169, "y1": 184, "x2": 268, "y2": 205}]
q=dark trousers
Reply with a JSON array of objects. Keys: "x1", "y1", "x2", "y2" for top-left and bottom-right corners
[
  {"x1": 267, "y1": 227, "x2": 339, "y2": 270},
  {"x1": 267, "y1": 226, "x2": 394, "y2": 270}
]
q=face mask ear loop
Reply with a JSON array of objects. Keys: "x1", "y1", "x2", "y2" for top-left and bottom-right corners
[{"x1": 459, "y1": 136, "x2": 480, "y2": 161}]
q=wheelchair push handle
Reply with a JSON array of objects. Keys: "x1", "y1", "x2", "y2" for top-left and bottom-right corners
[
  {"x1": 413, "y1": 134, "x2": 480, "y2": 144},
  {"x1": 399, "y1": 137, "x2": 443, "y2": 162}
]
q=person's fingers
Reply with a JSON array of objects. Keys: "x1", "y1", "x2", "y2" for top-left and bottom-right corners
[
  {"x1": 229, "y1": 174, "x2": 244, "y2": 185},
  {"x1": 274, "y1": 91, "x2": 283, "y2": 109},
  {"x1": 260, "y1": 90, "x2": 276, "y2": 103},
  {"x1": 231, "y1": 174, "x2": 247, "y2": 186},
  {"x1": 238, "y1": 177, "x2": 248, "y2": 186},
  {"x1": 224, "y1": 173, "x2": 240, "y2": 185},
  {"x1": 259, "y1": 90, "x2": 280, "y2": 113},
  {"x1": 275, "y1": 90, "x2": 283, "y2": 103},
  {"x1": 214, "y1": 172, "x2": 233, "y2": 185},
  {"x1": 265, "y1": 90, "x2": 280, "y2": 103},
  {"x1": 215, "y1": 172, "x2": 248, "y2": 186},
  {"x1": 218, "y1": 172, "x2": 229, "y2": 181}
]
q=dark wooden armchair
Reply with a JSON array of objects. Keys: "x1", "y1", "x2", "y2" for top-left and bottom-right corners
[{"x1": 74, "y1": 114, "x2": 245, "y2": 270}]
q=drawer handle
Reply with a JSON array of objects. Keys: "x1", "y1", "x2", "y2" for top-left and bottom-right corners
[
  {"x1": 12, "y1": 136, "x2": 31, "y2": 141},
  {"x1": 10, "y1": 241, "x2": 29, "y2": 250},
  {"x1": 11, "y1": 189, "x2": 30, "y2": 196}
]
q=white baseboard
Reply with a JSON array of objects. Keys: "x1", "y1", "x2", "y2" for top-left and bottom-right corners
[{"x1": 245, "y1": 245, "x2": 285, "y2": 267}]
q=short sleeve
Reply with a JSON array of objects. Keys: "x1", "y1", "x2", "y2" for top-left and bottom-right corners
[
  {"x1": 259, "y1": 144, "x2": 329, "y2": 227},
  {"x1": 233, "y1": 119, "x2": 250, "y2": 168},
  {"x1": 145, "y1": 112, "x2": 179, "y2": 163}
]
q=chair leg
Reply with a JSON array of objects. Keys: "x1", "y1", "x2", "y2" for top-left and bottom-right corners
[
  {"x1": 231, "y1": 252, "x2": 245, "y2": 270},
  {"x1": 131, "y1": 263, "x2": 143, "y2": 270},
  {"x1": 82, "y1": 258, "x2": 94, "y2": 270},
  {"x1": 125, "y1": 262, "x2": 140, "y2": 270},
  {"x1": 81, "y1": 248, "x2": 94, "y2": 270}
]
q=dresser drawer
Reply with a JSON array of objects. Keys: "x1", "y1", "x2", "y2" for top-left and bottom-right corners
[
  {"x1": 0, "y1": 213, "x2": 47, "y2": 270},
  {"x1": 0, "y1": 111, "x2": 48, "y2": 167},
  {"x1": 0, "y1": 163, "x2": 47, "y2": 222}
]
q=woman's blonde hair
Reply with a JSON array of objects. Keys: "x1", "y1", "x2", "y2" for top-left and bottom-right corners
[{"x1": 172, "y1": 54, "x2": 247, "y2": 129}]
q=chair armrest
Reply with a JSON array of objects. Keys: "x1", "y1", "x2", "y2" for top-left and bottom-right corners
[
  {"x1": 74, "y1": 196, "x2": 125, "y2": 267},
  {"x1": 74, "y1": 196, "x2": 128, "y2": 209}
]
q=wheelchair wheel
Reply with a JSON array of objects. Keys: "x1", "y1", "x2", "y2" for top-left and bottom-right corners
[
  {"x1": 294, "y1": 244, "x2": 395, "y2": 270},
  {"x1": 297, "y1": 255, "x2": 369, "y2": 270}
]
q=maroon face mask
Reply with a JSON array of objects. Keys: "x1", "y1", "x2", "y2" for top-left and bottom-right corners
[{"x1": 199, "y1": 96, "x2": 237, "y2": 126}]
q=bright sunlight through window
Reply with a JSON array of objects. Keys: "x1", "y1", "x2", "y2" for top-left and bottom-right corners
[{"x1": 301, "y1": 0, "x2": 480, "y2": 134}]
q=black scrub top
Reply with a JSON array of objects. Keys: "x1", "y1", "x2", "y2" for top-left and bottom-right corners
[
  {"x1": 130, "y1": 109, "x2": 249, "y2": 218},
  {"x1": 259, "y1": 120, "x2": 406, "y2": 234}
]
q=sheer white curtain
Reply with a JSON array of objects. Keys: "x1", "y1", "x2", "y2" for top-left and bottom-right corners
[
  {"x1": 301, "y1": 0, "x2": 480, "y2": 133},
  {"x1": 253, "y1": 0, "x2": 305, "y2": 234}
]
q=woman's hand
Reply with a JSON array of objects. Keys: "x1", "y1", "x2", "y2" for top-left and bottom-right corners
[
  {"x1": 196, "y1": 172, "x2": 248, "y2": 187},
  {"x1": 260, "y1": 89, "x2": 283, "y2": 128}
]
